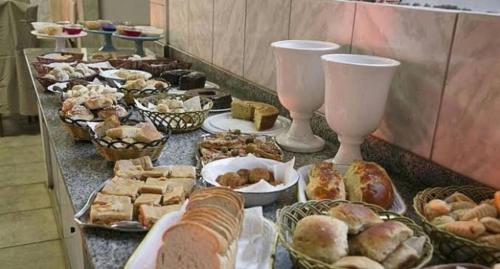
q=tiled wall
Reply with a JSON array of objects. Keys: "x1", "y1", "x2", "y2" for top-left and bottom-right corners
[{"x1": 163, "y1": 0, "x2": 500, "y2": 189}]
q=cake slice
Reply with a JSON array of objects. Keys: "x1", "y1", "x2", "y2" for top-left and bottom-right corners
[
  {"x1": 162, "y1": 186, "x2": 185, "y2": 205},
  {"x1": 90, "y1": 202, "x2": 133, "y2": 225},
  {"x1": 231, "y1": 100, "x2": 254, "y2": 120},
  {"x1": 134, "y1": 193, "x2": 162, "y2": 215},
  {"x1": 138, "y1": 204, "x2": 181, "y2": 228},
  {"x1": 93, "y1": 193, "x2": 131, "y2": 205},
  {"x1": 140, "y1": 177, "x2": 169, "y2": 194},
  {"x1": 230, "y1": 100, "x2": 279, "y2": 131}
]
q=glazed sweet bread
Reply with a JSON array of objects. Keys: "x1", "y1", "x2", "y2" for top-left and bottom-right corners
[
  {"x1": 333, "y1": 256, "x2": 384, "y2": 269},
  {"x1": 329, "y1": 203, "x2": 382, "y2": 234},
  {"x1": 344, "y1": 160, "x2": 394, "y2": 209},
  {"x1": 306, "y1": 162, "x2": 345, "y2": 200},
  {"x1": 382, "y1": 236, "x2": 427, "y2": 269}
]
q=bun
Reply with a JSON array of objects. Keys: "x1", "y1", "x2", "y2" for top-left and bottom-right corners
[
  {"x1": 477, "y1": 234, "x2": 500, "y2": 248},
  {"x1": 329, "y1": 203, "x2": 382, "y2": 234},
  {"x1": 344, "y1": 160, "x2": 394, "y2": 209},
  {"x1": 424, "y1": 199, "x2": 451, "y2": 220},
  {"x1": 84, "y1": 96, "x2": 114, "y2": 110},
  {"x1": 95, "y1": 115, "x2": 120, "y2": 137},
  {"x1": 293, "y1": 215, "x2": 348, "y2": 263},
  {"x1": 441, "y1": 221, "x2": 486, "y2": 239},
  {"x1": 459, "y1": 204, "x2": 497, "y2": 221},
  {"x1": 306, "y1": 162, "x2": 345, "y2": 200},
  {"x1": 350, "y1": 221, "x2": 414, "y2": 262},
  {"x1": 134, "y1": 122, "x2": 163, "y2": 143},
  {"x1": 382, "y1": 236, "x2": 426, "y2": 269},
  {"x1": 333, "y1": 256, "x2": 384, "y2": 269}
]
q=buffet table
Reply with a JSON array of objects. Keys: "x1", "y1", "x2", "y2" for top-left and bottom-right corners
[{"x1": 25, "y1": 48, "x2": 474, "y2": 269}]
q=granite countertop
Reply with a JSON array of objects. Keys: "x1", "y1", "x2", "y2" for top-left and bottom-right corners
[{"x1": 25, "y1": 48, "x2": 475, "y2": 268}]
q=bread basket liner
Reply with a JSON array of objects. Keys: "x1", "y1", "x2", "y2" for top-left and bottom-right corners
[
  {"x1": 276, "y1": 200, "x2": 434, "y2": 269},
  {"x1": 135, "y1": 94, "x2": 213, "y2": 133},
  {"x1": 413, "y1": 185, "x2": 499, "y2": 265},
  {"x1": 297, "y1": 164, "x2": 407, "y2": 215},
  {"x1": 195, "y1": 132, "x2": 284, "y2": 168},
  {"x1": 124, "y1": 206, "x2": 277, "y2": 269},
  {"x1": 32, "y1": 61, "x2": 100, "y2": 89},
  {"x1": 88, "y1": 120, "x2": 171, "y2": 162},
  {"x1": 35, "y1": 52, "x2": 84, "y2": 64}
]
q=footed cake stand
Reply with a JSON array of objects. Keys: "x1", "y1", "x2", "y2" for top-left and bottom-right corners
[
  {"x1": 30, "y1": 30, "x2": 87, "y2": 52},
  {"x1": 112, "y1": 33, "x2": 163, "y2": 56},
  {"x1": 85, "y1": 29, "x2": 116, "y2": 51}
]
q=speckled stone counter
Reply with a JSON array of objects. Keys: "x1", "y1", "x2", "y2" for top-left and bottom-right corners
[{"x1": 25, "y1": 47, "x2": 483, "y2": 269}]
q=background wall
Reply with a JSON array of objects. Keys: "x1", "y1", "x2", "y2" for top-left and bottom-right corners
[
  {"x1": 100, "y1": 0, "x2": 150, "y2": 25},
  {"x1": 161, "y1": 0, "x2": 500, "y2": 188}
]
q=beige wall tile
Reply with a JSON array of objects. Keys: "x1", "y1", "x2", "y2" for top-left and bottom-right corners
[
  {"x1": 432, "y1": 12, "x2": 500, "y2": 188},
  {"x1": 244, "y1": 0, "x2": 291, "y2": 91},
  {"x1": 168, "y1": 0, "x2": 189, "y2": 51},
  {"x1": 150, "y1": 2, "x2": 166, "y2": 29},
  {"x1": 188, "y1": 0, "x2": 214, "y2": 62},
  {"x1": 213, "y1": 0, "x2": 246, "y2": 76},
  {"x1": 290, "y1": 0, "x2": 355, "y2": 52},
  {"x1": 351, "y1": 3, "x2": 457, "y2": 158}
]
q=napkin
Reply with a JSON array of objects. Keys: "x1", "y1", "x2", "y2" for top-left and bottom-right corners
[
  {"x1": 236, "y1": 206, "x2": 270, "y2": 269},
  {"x1": 85, "y1": 61, "x2": 114, "y2": 69},
  {"x1": 201, "y1": 154, "x2": 297, "y2": 193}
]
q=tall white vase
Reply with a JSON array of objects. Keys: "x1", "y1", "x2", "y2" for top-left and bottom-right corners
[
  {"x1": 271, "y1": 40, "x2": 340, "y2": 153},
  {"x1": 321, "y1": 54, "x2": 400, "y2": 165}
]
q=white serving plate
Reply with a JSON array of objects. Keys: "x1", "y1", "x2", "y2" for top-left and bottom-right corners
[
  {"x1": 297, "y1": 164, "x2": 407, "y2": 214},
  {"x1": 202, "y1": 112, "x2": 290, "y2": 136},
  {"x1": 201, "y1": 156, "x2": 299, "y2": 207},
  {"x1": 125, "y1": 208, "x2": 277, "y2": 269},
  {"x1": 100, "y1": 69, "x2": 152, "y2": 81},
  {"x1": 30, "y1": 30, "x2": 87, "y2": 39}
]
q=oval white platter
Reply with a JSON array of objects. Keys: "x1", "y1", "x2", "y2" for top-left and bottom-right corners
[
  {"x1": 297, "y1": 164, "x2": 407, "y2": 215},
  {"x1": 100, "y1": 69, "x2": 152, "y2": 81},
  {"x1": 202, "y1": 112, "x2": 290, "y2": 136},
  {"x1": 125, "y1": 208, "x2": 277, "y2": 269},
  {"x1": 30, "y1": 30, "x2": 87, "y2": 39}
]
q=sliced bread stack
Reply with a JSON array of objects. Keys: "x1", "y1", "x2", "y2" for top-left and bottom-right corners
[{"x1": 156, "y1": 187, "x2": 244, "y2": 269}]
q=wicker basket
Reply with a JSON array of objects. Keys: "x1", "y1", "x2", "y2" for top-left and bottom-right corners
[
  {"x1": 58, "y1": 112, "x2": 94, "y2": 141},
  {"x1": 414, "y1": 186, "x2": 499, "y2": 265},
  {"x1": 277, "y1": 200, "x2": 433, "y2": 269},
  {"x1": 36, "y1": 52, "x2": 84, "y2": 64},
  {"x1": 136, "y1": 94, "x2": 213, "y2": 133},
  {"x1": 89, "y1": 121, "x2": 170, "y2": 162},
  {"x1": 120, "y1": 80, "x2": 171, "y2": 106},
  {"x1": 108, "y1": 57, "x2": 190, "y2": 73}
]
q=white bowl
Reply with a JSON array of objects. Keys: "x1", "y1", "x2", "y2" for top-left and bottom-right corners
[
  {"x1": 201, "y1": 156, "x2": 299, "y2": 207},
  {"x1": 31, "y1": 22, "x2": 58, "y2": 32},
  {"x1": 136, "y1": 26, "x2": 163, "y2": 37}
]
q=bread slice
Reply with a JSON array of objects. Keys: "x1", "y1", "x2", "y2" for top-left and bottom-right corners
[
  {"x1": 134, "y1": 122, "x2": 163, "y2": 143},
  {"x1": 165, "y1": 178, "x2": 195, "y2": 195},
  {"x1": 138, "y1": 204, "x2": 181, "y2": 228},
  {"x1": 90, "y1": 203, "x2": 133, "y2": 225},
  {"x1": 133, "y1": 193, "x2": 162, "y2": 215},
  {"x1": 95, "y1": 115, "x2": 121, "y2": 137},
  {"x1": 106, "y1": 126, "x2": 140, "y2": 139},
  {"x1": 188, "y1": 195, "x2": 242, "y2": 221},
  {"x1": 183, "y1": 208, "x2": 239, "y2": 240},
  {"x1": 167, "y1": 165, "x2": 196, "y2": 178},
  {"x1": 192, "y1": 187, "x2": 244, "y2": 209},
  {"x1": 93, "y1": 193, "x2": 131, "y2": 205},
  {"x1": 182, "y1": 214, "x2": 233, "y2": 243},
  {"x1": 140, "y1": 177, "x2": 169, "y2": 194},
  {"x1": 162, "y1": 186, "x2": 185, "y2": 205},
  {"x1": 382, "y1": 236, "x2": 426, "y2": 269},
  {"x1": 101, "y1": 178, "x2": 142, "y2": 199}
]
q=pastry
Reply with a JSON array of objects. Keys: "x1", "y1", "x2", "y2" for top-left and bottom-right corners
[
  {"x1": 123, "y1": 78, "x2": 147, "y2": 90},
  {"x1": 140, "y1": 177, "x2": 169, "y2": 194},
  {"x1": 106, "y1": 126, "x2": 140, "y2": 139},
  {"x1": 449, "y1": 201, "x2": 477, "y2": 211},
  {"x1": 292, "y1": 215, "x2": 348, "y2": 263},
  {"x1": 382, "y1": 236, "x2": 427, "y2": 269},
  {"x1": 444, "y1": 192, "x2": 476, "y2": 204},
  {"x1": 95, "y1": 115, "x2": 121, "y2": 137},
  {"x1": 480, "y1": 217, "x2": 500, "y2": 233},
  {"x1": 97, "y1": 105, "x2": 128, "y2": 119},
  {"x1": 459, "y1": 204, "x2": 497, "y2": 221},
  {"x1": 494, "y1": 191, "x2": 500, "y2": 213},
  {"x1": 165, "y1": 178, "x2": 195, "y2": 195},
  {"x1": 100, "y1": 178, "x2": 142, "y2": 199},
  {"x1": 424, "y1": 199, "x2": 451, "y2": 221},
  {"x1": 114, "y1": 156, "x2": 153, "y2": 174},
  {"x1": 168, "y1": 165, "x2": 197, "y2": 178},
  {"x1": 329, "y1": 203, "x2": 382, "y2": 234},
  {"x1": 133, "y1": 193, "x2": 162, "y2": 213},
  {"x1": 477, "y1": 234, "x2": 500, "y2": 248},
  {"x1": 84, "y1": 96, "x2": 114, "y2": 110},
  {"x1": 344, "y1": 160, "x2": 395, "y2": 209},
  {"x1": 350, "y1": 221, "x2": 414, "y2": 262},
  {"x1": 93, "y1": 193, "x2": 131, "y2": 205},
  {"x1": 66, "y1": 105, "x2": 94, "y2": 121},
  {"x1": 216, "y1": 172, "x2": 246, "y2": 188},
  {"x1": 90, "y1": 202, "x2": 133, "y2": 225},
  {"x1": 84, "y1": 21, "x2": 101, "y2": 30},
  {"x1": 441, "y1": 221, "x2": 486, "y2": 239},
  {"x1": 138, "y1": 204, "x2": 181, "y2": 228},
  {"x1": 231, "y1": 100, "x2": 279, "y2": 131},
  {"x1": 333, "y1": 256, "x2": 384, "y2": 269},
  {"x1": 248, "y1": 168, "x2": 272, "y2": 184},
  {"x1": 162, "y1": 186, "x2": 185, "y2": 205},
  {"x1": 306, "y1": 162, "x2": 345, "y2": 200},
  {"x1": 134, "y1": 122, "x2": 163, "y2": 143},
  {"x1": 185, "y1": 88, "x2": 232, "y2": 110},
  {"x1": 430, "y1": 215, "x2": 455, "y2": 226}
]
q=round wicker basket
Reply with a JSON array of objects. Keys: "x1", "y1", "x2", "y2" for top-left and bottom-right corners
[
  {"x1": 136, "y1": 94, "x2": 213, "y2": 133},
  {"x1": 276, "y1": 200, "x2": 433, "y2": 269},
  {"x1": 58, "y1": 111, "x2": 95, "y2": 141},
  {"x1": 414, "y1": 186, "x2": 499, "y2": 265}
]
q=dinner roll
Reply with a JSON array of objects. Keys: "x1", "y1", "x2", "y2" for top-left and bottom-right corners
[
  {"x1": 293, "y1": 215, "x2": 348, "y2": 263},
  {"x1": 329, "y1": 203, "x2": 383, "y2": 234}
]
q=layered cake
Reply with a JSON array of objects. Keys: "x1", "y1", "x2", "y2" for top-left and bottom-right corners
[
  {"x1": 185, "y1": 88, "x2": 232, "y2": 110},
  {"x1": 231, "y1": 100, "x2": 279, "y2": 131},
  {"x1": 159, "y1": 69, "x2": 206, "y2": 90}
]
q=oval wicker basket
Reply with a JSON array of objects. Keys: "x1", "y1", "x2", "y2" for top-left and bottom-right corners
[
  {"x1": 89, "y1": 120, "x2": 171, "y2": 162},
  {"x1": 119, "y1": 80, "x2": 171, "y2": 106},
  {"x1": 36, "y1": 52, "x2": 84, "y2": 64},
  {"x1": 276, "y1": 200, "x2": 433, "y2": 269},
  {"x1": 413, "y1": 186, "x2": 499, "y2": 265},
  {"x1": 58, "y1": 111, "x2": 96, "y2": 141},
  {"x1": 136, "y1": 94, "x2": 213, "y2": 133},
  {"x1": 32, "y1": 62, "x2": 99, "y2": 89}
]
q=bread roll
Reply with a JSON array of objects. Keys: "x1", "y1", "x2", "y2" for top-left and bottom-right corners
[
  {"x1": 459, "y1": 204, "x2": 497, "y2": 221},
  {"x1": 106, "y1": 126, "x2": 140, "y2": 140},
  {"x1": 382, "y1": 236, "x2": 426, "y2": 269},
  {"x1": 449, "y1": 201, "x2": 477, "y2": 211},
  {"x1": 477, "y1": 234, "x2": 500, "y2": 248},
  {"x1": 306, "y1": 162, "x2": 345, "y2": 200},
  {"x1": 344, "y1": 160, "x2": 394, "y2": 209},
  {"x1": 329, "y1": 203, "x2": 382, "y2": 234},
  {"x1": 95, "y1": 115, "x2": 120, "y2": 137},
  {"x1": 430, "y1": 215, "x2": 455, "y2": 226},
  {"x1": 350, "y1": 221, "x2": 414, "y2": 262},
  {"x1": 424, "y1": 199, "x2": 451, "y2": 221},
  {"x1": 441, "y1": 221, "x2": 486, "y2": 239},
  {"x1": 444, "y1": 192, "x2": 475, "y2": 204},
  {"x1": 292, "y1": 215, "x2": 348, "y2": 263},
  {"x1": 134, "y1": 122, "x2": 163, "y2": 143},
  {"x1": 480, "y1": 217, "x2": 500, "y2": 233},
  {"x1": 333, "y1": 256, "x2": 384, "y2": 269}
]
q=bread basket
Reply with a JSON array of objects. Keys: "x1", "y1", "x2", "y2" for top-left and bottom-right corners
[
  {"x1": 276, "y1": 200, "x2": 433, "y2": 269},
  {"x1": 414, "y1": 186, "x2": 499, "y2": 265},
  {"x1": 36, "y1": 52, "x2": 84, "y2": 64},
  {"x1": 58, "y1": 111, "x2": 95, "y2": 141},
  {"x1": 136, "y1": 94, "x2": 213, "y2": 133},
  {"x1": 119, "y1": 80, "x2": 171, "y2": 106},
  {"x1": 89, "y1": 120, "x2": 170, "y2": 161}
]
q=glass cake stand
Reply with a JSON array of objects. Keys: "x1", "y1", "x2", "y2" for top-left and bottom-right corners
[
  {"x1": 112, "y1": 33, "x2": 163, "y2": 56},
  {"x1": 85, "y1": 29, "x2": 116, "y2": 51},
  {"x1": 30, "y1": 30, "x2": 87, "y2": 52}
]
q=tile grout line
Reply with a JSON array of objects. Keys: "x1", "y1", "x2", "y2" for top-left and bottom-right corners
[
  {"x1": 0, "y1": 160, "x2": 45, "y2": 168},
  {"x1": 429, "y1": 13, "x2": 459, "y2": 160},
  {"x1": 0, "y1": 238, "x2": 62, "y2": 251},
  {"x1": 0, "y1": 181, "x2": 48, "y2": 190},
  {"x1": 0, "y1": 206, "x2": 54, "y2": 218},
  {"x1": 349, "y1": 2, "x2": 358, "y2": 54},
  {"x1": 242, "y1": 0, "x2": 248, "y2": 77}
]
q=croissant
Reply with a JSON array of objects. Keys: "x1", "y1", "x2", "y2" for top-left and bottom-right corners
[
  {"x1": 459, "y1": 204, "x2": 497, "y2": 221},
  {"x1": 477, "y1": 234, "x2": 500, "y2": 248},
  {"x1": 442, "y1": 221, "x2": 485, "y2": 239},
  {"x1": 424, "y1": 199, "x2": 451, "y2": 220},
  {"x1": 449, "y1": 201, "x2": 477, "y2": 211},
  {"x1": 480, "y1": 217, "x2": 500, "y2": 234},
  {"x1": 445, "y1": 192, "x2": 475, "y2": 204}
]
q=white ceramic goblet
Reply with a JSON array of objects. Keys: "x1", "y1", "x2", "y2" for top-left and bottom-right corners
[
  {"x1": 321, "y1": 54, "x2": 400, "y2": 165},
  {"x1": 271, "y1": 40, "x2": 340, "y2": 153}
]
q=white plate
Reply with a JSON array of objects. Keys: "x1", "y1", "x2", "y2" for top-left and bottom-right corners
[
  {"x1": 30, "y1": 30, "x2": 87, "y2": 39},
  {"x1": 297, "y1": 164, "x2": 407, "y2": 214},
  {"x1": 100, "y1": 69, "x2": 152, "y2": 81},
  {"x1": 202, "y1": 112, "x2": 290, "y2": 136},
  {"x1": 125, "y1": 208, "x2": 277, "y2": 269}
]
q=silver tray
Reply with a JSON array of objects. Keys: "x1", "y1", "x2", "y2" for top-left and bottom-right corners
[
  {"x1": 297, "y1": 164, "x2": 407, "y2": 215},
  {"x1": 195, "y1": 132, "x2": 284, "y2": 168},
  {"x1": 74, "y1": 180, "x2": 149, "y2": 232}
]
